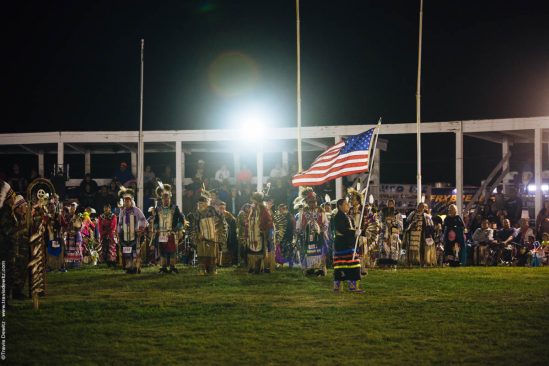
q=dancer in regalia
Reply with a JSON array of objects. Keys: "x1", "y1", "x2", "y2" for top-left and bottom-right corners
[
  {"x1": 273, "y1": 203, "x2": 296, "y2": 268},
  {"x1": 403, "y1": 202, "x2": 434, "y2": 266},
  {"x1": 333, "y1": 198, "x2": 364, "y2": 293},
  {"x1": 247, "y1": 192, "x2": 274, "y2": 273},
  {"x1": 117, "y1": 187, "x2": 147, "y2": 274},
  {"x1": 45, "y1": 195, "x2": 64, "y2": 272},
  {"x1": 98, "y1": 203, "x2": 118, "y2": 267},
  {"x1": 378, "y1": 199, "x2": 403, "y2": 268},
  {"x1": 62, "y1": 202, "x2": 83, "y2": 269},
  {"x1": 295, "y1": 188, "x2": 328, "y2": 276},
  {"x1": 236, "y1": 203, "x2": 251, "y2": 267},
  {"x1": 191, "y1": 192, "x2": 227, "y2": 275},
  {"x1": 154, "y1": 183, "x2": 184, "y2": 274}
]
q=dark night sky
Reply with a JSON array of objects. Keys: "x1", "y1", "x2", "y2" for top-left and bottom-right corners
[{"x1": 4, "y1": 0, "x2": 549, "y2": 183}]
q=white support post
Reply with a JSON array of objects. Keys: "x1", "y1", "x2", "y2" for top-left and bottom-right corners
[
  {"x1": 534, "y1": 128, "x2": 542, "y2": 218},
  {"x1": 181, "y1": 146, "x2": 186, "y2": 186},
  {"x1": 85, "y1": 150, "x2": 91, "y2": 175},
  {"x1": 175, "y1": 141, "x2": 183, "y2": 210},
  {"x1": 256, "y1": 144, "x2": 264, "y2": 193},
  {"x1": 233, "y1": 152, "x2": 240, "y2": 180},
  {"x1": 38, "y1": 150, "x2": 44, "y2": 177},
  {"x1": 456, "y1": 126, "x2": 464, "y2": 216},
  {"x1": 335, "y1": 136, "x2": 343, "y2": 199},
  {"x1": 282, "y1": 151, "x2": 289, "y2": 172},
  {"x1": 131, "y1": 151, "x2": 137, "y2": 177},
  {"x1": 502, "y1": 136, "x2": 509, "y2": 193},
  {"x1": 57, "y1": 142, "x2": 64, "y2": 173}
]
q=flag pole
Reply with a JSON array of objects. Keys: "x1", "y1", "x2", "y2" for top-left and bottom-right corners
[
  {"x1": 137, "y1": 38, "x2": 145, "y2": 209},
  {"x1": 296, "y1": 0, "x2": 303, "y2": 174},
  {"x1": 416, "y1": 0, "x2": 424, "y2": 204},
  {"x1": 352, "y1": 118, "x2": 382, "y2": 261}
]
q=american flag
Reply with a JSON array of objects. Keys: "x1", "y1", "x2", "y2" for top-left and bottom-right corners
[{"x1": 292, "y1": 128, "x2": 375, "y2": 187}]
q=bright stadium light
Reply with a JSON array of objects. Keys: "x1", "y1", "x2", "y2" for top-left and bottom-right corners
[
  {"x1": 528, "y1": 184, "x2": 536, "y2": 192},
  {"x1": 231, "y1": 103, "x2": 271, "y2": 142}
]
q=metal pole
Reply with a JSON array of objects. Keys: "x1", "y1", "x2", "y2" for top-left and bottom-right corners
[
  {"x1": 137, "y1": 38, "x2": 145, "y2": 209},
  {"x1": 352, "y1": 120, "x2": 382, "y2": 260},
  {"x1": 296, "y1": 0, "x2": 303, "y2": 173},
  {"x1": 416, "y1": 0, "x2": 424, "y2": 204}
]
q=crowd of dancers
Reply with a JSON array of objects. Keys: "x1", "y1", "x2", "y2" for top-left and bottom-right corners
[{"x1": 2, "y1": 176, "x2": 549, "y2": 306}]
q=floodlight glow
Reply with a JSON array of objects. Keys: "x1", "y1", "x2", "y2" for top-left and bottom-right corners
[
  {"x1": 232, "y1": 104, "x2": 270, "y2": 141},
  {"x1": 527, "y1": 184, "x2": 549, "y2": 192}
]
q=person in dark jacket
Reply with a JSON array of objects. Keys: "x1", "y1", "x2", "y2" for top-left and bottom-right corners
[{"x1": 332, "y1": 198, "x2": 364, "y2": 293}]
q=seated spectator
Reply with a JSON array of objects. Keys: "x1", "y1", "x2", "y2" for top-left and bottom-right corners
[
  {"x1": 160, "y1": 165, "x2": 174, "y2": 185},
  {"x1": 270, "y1": 162, "x2": 287, "y2": 178},
  {"x1": 195, "y1": 160, "x2": 206, "y2": 182},
  {"x1": 472, "y1": 219, "x2": 494, "y2": 265},
  {"x1": 80, "y1": 173, "x2": 99, "y2": 196},
  {"x1": 113, "y1": 162, "x2": 134, "y2": 185},
  {"x1": 495, "y1": 218, "x2": 516, "y2": 265},
  {"x1": 107, "y1": 180, "x2": 119, "y2": 204},
  {"x1": 236, "y1": 164, "x2": 252, "y2": 185},
  {"x1": 79, "y1": 184, "x2": 96, "y2": 210},
  {"x1": 94, "y1": 185, "x2": 116, "y2": 212},
  {"x1": 215, "y1": 165, "x2": 230, "y2": 183},
  {"x1": 515, "y1": 218, "x2": 535, "y2": 266},
  {"x1": 535, "y1": 200, "x2": 549, "y2": 240},
  {"x1": 8, "y1": 163, "x2": 28, "y2": 194},
  {"x1": 143, "y1": 165, "x2": 156, "y2": 185}
]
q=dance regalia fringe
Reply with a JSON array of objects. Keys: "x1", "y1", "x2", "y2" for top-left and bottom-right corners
[{"x1": 296, "y1": 209, "x2": 328, "y2": 271}]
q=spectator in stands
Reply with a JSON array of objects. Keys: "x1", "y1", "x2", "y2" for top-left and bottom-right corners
[
  {"x1": 505, "y1": 187, "x2": 522, "y2": 226},
  {"x1": 516, "y1": 218, "x2": 534, "y2": 266},
  {"x1": 8, "y1": 163, "x2": 27, "y2": 194},
  {"x1": 160, "y1": 165, "x2": 174, "y2": 185},
  {"x1": 214, "y1": 164, "x2": 230, "y2": 183},
  {"x1": 535, "y1": 200, "x2": 549, "y2": 240},
  {"x1": 79, "y1": 184, "x2": 95, "y2": 209},
  {"x1": 195, "y1": 160, "x2": 206, "y2": 182},
  {"x1": 269, "y1": 162, "x2": 287, "y2": 178},
  {"x1": 107, "y1": 180, "x2": 119, "y2": 204},
  {"x1": 80, "y1": 173, "x2": 98, "y2": 195},
  {"x1": 143, "y1": 165, "x2": 156, "y2": 185},
  {"x1": 29, "y1": 168, "x2": 39, "y2": 182},
  {"x1": 114, "y1": 162, "x2": 134, "y2": 185},
  {"x1": 495, "y1": 218, "x2": 516, "y2": 265},
  {"x1": 95, "y1": 185, "x2": 115, "y2": 212},
  {"x1": 472, "y1": 219, "x2": 494, "y2": 265},
  {"x1": 236, "y1": 164, "x2": 252, "y2": 185}
]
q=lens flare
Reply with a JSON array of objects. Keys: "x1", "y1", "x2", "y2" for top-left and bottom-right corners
[{"x1": 208, "y1": 51, "x2": 259, "y2": 97}]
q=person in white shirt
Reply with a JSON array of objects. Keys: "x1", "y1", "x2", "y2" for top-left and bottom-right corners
[
  {"x1": 269, "y1": 162, "x2": 287, "y2": 178},
  {"x1": 214, "y1": 164, "x2": 230, "y2": 183}
]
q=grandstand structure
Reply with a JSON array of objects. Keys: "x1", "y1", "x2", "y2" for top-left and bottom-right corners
[{"x1": 0, "y1": 116, "x2": 547, "y2": 215}]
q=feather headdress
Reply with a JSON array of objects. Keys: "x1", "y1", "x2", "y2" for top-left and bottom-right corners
[{"x1": 118, "y1": 185, "x2": 135, "y2": 199}]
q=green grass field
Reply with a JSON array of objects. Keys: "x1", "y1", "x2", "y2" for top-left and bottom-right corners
[{"x1": 6, "y1": 266, "x2": 549, "y2": 365}]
